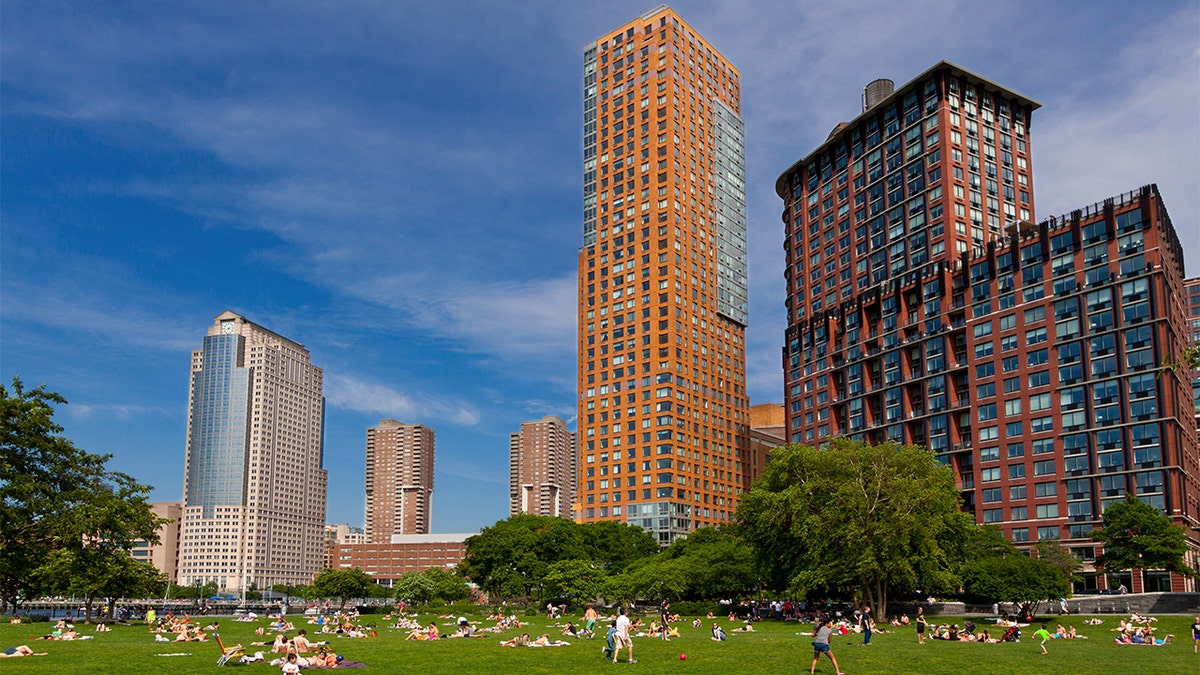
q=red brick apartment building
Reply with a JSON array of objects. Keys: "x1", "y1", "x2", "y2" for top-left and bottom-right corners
[{"x1": 776, "y1": 60, "x2": 1198, "y2": 591}]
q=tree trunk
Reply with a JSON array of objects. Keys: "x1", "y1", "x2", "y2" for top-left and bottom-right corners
[
  {"x1": 83, "y1": 595, "x2": 95, "y2": 624},
  {"x1": 876, "y1": 577, "x2": 888, "y2": 621}
]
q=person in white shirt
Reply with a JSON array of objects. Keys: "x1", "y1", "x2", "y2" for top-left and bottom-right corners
[{"x1": 612, "y1": 606, "x2": 636, "y2": 664}]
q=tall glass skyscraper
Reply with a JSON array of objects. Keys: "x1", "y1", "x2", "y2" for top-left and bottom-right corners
[
  {"x1": 178, "y1": 311, "x2": 327, "y2": 592},
  {"x1": 577, "y1": 7, "x2": 749, "y2": 544}
]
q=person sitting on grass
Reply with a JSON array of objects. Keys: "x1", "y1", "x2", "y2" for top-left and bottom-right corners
[
  {"x1": 711, "y1": 623, "x2": 727, "y2": 641},
  {"x1": 500, "y1": 633, "x2": 530, "y2": 647},
  {"x1": 94, "y1": 622, "x2": 110, "y2": 632},
  {"x1": 529, "y1": 633, "x2": 569, "y2": 647},
  {"x1": 448, "y1": 619, "x2": 475, "y2": 638},
  {"x1": 292, "y1": 629, "x2": 315, "y2": 652}
]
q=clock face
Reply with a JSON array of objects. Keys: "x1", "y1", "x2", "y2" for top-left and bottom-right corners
[{"x1": 221, "y1": 321, "x2": 235, "y2": 334}]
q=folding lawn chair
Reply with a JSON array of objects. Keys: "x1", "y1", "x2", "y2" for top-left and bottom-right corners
[{"x1": 214, "y1": 633, "x2": 246, "y2": 666}]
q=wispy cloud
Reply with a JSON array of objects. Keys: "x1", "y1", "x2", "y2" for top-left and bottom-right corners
[
  {"x1": 66, "y1": 403, "x2": 177, "y2": 422},
  {"x1": 323, "y1": 372, "x2": 480, "y2": 426},
  {"x1": 0, "y1": 275, "x2": 197, "y2": 353}
]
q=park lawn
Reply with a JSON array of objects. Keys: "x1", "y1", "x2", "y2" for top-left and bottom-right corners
[{"x1": 0, "y1": 614, "x2": 1194, "y2": 674}]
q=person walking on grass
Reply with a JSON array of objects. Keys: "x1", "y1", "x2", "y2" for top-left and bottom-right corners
[
  {"x1": 810, "y1": 617, "x2": 843, "y2": 675},
  {"x1": 1034, "y1": 623, "x2": 1051, "y2": 655},
  {"x1": 1191, "y1": 616, "x2": 1200, "y2": 654},
  {"x1": 612, "y1": 606, "x2": 636, "y2": 664}
]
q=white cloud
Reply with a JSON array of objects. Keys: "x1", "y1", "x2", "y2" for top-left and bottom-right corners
[
  {"x1": 323, "y1": 372, "x2": 480, "y2": 426},
  {"x1": 66, "y1": 403, "x2": 176, "y2": 421}
]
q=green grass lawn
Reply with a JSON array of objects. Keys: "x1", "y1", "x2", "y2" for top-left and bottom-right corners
[{"x1": 0, "y1": 613, "x2": 1194, "y2": 674}]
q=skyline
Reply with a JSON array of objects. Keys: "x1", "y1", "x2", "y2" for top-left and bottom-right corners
[{"x1": 2, "y1": 1, "x2": 1198, "y2": 533}]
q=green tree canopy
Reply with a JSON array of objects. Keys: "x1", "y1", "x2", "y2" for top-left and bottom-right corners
[
  {"x1": 1091, "y1": 494, "x2": 1196, "y2": 578},
  {"x1": 459, "y1": 514, "x2": 658, "y2": 600},
  {"x1": 1035, "y1": 538, "x2": 1082, "y2": 585},
  {"x1": 394, "y1": 567, "x2": 469, "y2": 605},
  {"x1": 393, "y1": 571, "x2": 434, "y2": 605},
  {"x1": 0, "y1": 378, "x2": 166, "y2": 614},
  {"x1": 312, "y1": 567, "x2": 376, "y2": 608},
  {"x1": 961, "y1": 552, "x2": 1071, "y2": 618},
  {"x1": 542, "y1": 559, "x2": 605, "y2": 605},
  {"x1": 736, "y1": 439, "x2": 969, "y2": 618},
  {"x1": 660, "y1": 527, "x2": 757, "y2": 600}
]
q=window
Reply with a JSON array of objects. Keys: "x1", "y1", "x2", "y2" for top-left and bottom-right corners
[
  {"x1": 1036, "y1": 504, "x2": 1059, "y2": 519},
  {"x1": 1029, "y1": 393, "x2": 1051, "y2": 412},
  {"x1": 1009, "y1": 464, "x2": 1026, "y2": 479},
  {"x1": 982, "y1": 508, "x2": 1003, "y2": 523},
  {"x1": 1032, "y1": 438, "x2": 1055, "y2": 455},
  {"x1": 1035, "y1": 482, "x2": 1057, "y2": 498},
  {"x1": 1033, "y1": 459, "x2": 1055, "y2": 476},
  {"x1": 1037, "y1": 526, "x2": 1060, "y2": 540},
  {"x1": 980, "y1": 467, "x2": 1000, "y2": 482},
  {"x1": 1011, "y1": 506, "x2": 1028, "y2": 520}
]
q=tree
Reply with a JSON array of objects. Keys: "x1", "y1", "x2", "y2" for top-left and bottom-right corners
[
  {"x1": 1091, "y1": 494, "x2": 1196, "y2": 579},
  {"x1": 604, "y1": 555, "x2": 691, "y2": 603},
  {"x1": 961, "y1": 553, "x2": 1071, "y2": 618},
  {"x1": 392, "y1": 567, "x2": 468, "y2": 605},
  {"x1": 737, "y1": 439, "x2": 969, "y2": 618},
  {"x1": 311, "y1": 568, "x2": 375, "y2": 609},
  {"x1": 542, "y1": 559, "x2": 605, "y2": 605},
  {"x1": 0, "y1": 378, "x2": 166, "y2": 615},
  {"x1": 459, "y1": 514, "x2": 658, "y2": 600},
  {"x1": 1035, "y1": 538, "x2": 1082, "y2": 586},
  {"x1": 578, "y1": 520, "x2": 661, "y2": 574},
  {"x1": 394, "y1": 572, "x2": 434, "y2": 605},
  {"x1": 658, "y1": 527, "x2": 758, "y2": 601},
  {"x1": 424, "y1": 567, "x2": 469, "y2": 604}
]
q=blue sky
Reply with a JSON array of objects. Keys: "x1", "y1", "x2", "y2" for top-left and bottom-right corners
[{"x1": 3, "y1": 1, "x2": 1197, "y2": 533}]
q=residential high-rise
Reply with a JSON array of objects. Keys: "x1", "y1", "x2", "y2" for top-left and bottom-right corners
[
  {"x1": 578, "y1": 6, "x2": 749, "y2": 544},
  {"x1": 776, "y1": 62, "x2": 1199, "y2": 591},
  {"x1": 777, "y1": 61, "x2": 1039, "y2": 447},
  {"x1": 510, "y1": 416, "x2": 576, "y2": 517},
  {"x1": 960, "y1": 186, "x2": 1199, "y2": 591},
  {"x1": 364, "y1": 419, "x2": 434, "y2": 541},
  {"x1": 1184, "y1": 277, "x2": 1200, "y2": 420},
  {"x1": 177, "y1": 311, "x2": 327, "y2": 592}
]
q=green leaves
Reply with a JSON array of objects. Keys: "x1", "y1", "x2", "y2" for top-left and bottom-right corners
[
  {"x1": 1092, "y1": 494, "x2": 1196, "y2": 577},
  {"x1": 459, "y1": 514, "x2": 658, "y2": 601},
  {"x1": 312, "y1": 567, "x2": 377, "y2": 608},
  {"x1": 736, "y1": 439, "x2": 964, "y2": 616},
  {"x1": 0, "y1": 377, "x2": 165, "y2": 613}
]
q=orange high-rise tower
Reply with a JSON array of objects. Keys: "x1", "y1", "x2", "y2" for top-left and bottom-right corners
[{"x1": 577, "y1": 6, "x2": 748, "y2": 545}]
